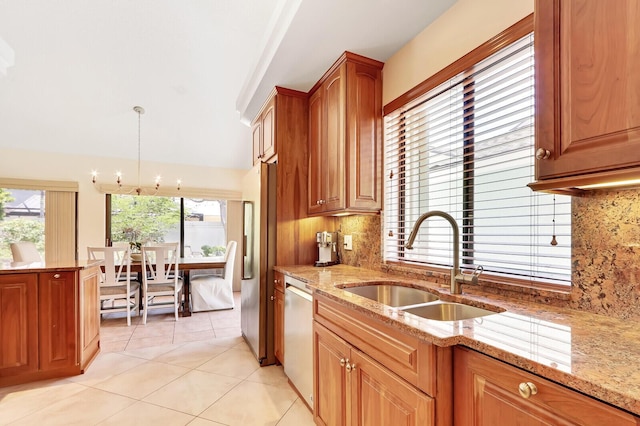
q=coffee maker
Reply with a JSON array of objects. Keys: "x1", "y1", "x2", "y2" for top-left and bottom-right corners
[{"x1": 315, "y1": 231, "x2": 339, "y2": 267}]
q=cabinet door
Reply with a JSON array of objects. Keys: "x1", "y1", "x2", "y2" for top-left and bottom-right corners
[
  {"x1": 314, "y1": 322, "x2": 350, "y2": 426},
  {"x1": 0, "y1": 274, "x2": 38, "y2": 377},
  {"x1": 453, "y1": 347, "x2": 639, "y2": 426},
  {"x1": 323, "y1": 65, "x2": 346, "y2": 212},
  {"x1": 346, "y1": 61, "x2": 382, "y2": 211},
  {"x1": 39, "y1": 271, "x2": 77, "y2": 371},
  {"x1": 261, "y1": 96, "x2": 276, "y2": 162},
  {"x1": 308, "y1": 88, "x2": 325, "y2": 214},
  {"x1": 274, "y1": 289, "x2": 284, "y2": 364},
  {"x1": 535, "y1": 0, "x2": 640, "y2": 181},
  {"x1": 252, "y1": 118, "x2": 262, "y2": 165},
  {"x1": 350, "y1": 349, "x2": 434, "y2": 426}
]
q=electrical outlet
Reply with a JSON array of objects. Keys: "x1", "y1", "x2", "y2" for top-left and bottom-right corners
[{"x1": 344, "y1": 235, "x2": 353, "y2": 251}]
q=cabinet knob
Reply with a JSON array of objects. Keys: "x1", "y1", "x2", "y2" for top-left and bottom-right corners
[
  {"x1": 270, "y1": 295, "x2": 275, "y2": 301},
  {"x1": 518, "y1": 382, "x2": 538, "y2": 399},
  {"x1": 340, "y1": 358, "x2": 347, "y2": 367},
  {"x1": 535, "y1": 148, "x2": 551, "y2": 160},
  {"x1": 53, "y1": 273, "x2": 60, "y2": 279},
  {"x1": 346, "y1": 362, "x2": 356, "y2": 373}
]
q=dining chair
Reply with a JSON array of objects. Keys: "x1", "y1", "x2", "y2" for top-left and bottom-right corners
[
  {"x1": 141, "y1": 242, "x2": 182, "y2": 324},
  {"x1": 87, "y1": 246, "x2": 140, "y2": 326},
  {"x1": 191, "y1": 240, "x2": 237, "y2": 312},
  {"x1": 10, "y1": 241, "x2": 43, "y2": 263}
]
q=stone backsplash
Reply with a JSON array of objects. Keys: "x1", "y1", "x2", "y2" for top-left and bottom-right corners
[{"x1": 336, "y1": 188, "x2": 640, "y2": 319}]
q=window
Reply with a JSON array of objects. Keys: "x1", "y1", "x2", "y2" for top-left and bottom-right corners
[
  {"x1": 384, "y1": 31, "x2": 571, "y2": 285},
  {"x1": 0, "y1": 188, "x2": 45, "y2": 261},
  {"x1": 108, "y1": 194, "x2": 227, "y2": 258}
]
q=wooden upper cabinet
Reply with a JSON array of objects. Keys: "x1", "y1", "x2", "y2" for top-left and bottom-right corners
[
  {"x1": 531, "y1": 0, "x2": 640, "y2": 192},
  {"x1": 323, "y1": 65, "x2": 346, "y2": 213},
  {"x1": 308, "y1": 88, "x2": 325, "y2": 215},
  {"x1": 252, "y1": 95, "x2": 277, "y2": 165},
  {"x1": 308, "y1": 52, "x2": 383, "y2": 215}
]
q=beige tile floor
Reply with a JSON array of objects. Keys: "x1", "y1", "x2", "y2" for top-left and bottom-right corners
[{"x1": 0, "y1": 292, "x2": 315, "y2": 426}]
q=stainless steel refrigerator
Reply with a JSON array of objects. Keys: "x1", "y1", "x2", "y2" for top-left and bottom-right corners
[{"x1": 240, "y1": 162, "x2": 276, "y2": 366}]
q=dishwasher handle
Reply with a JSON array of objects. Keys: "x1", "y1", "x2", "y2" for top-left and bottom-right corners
[{"x1": 286, "y1": 283, "x2": 313, "y2": 302}]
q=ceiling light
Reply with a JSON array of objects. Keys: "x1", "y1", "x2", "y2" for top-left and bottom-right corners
[{"x1": 92, "y1": 106, "x2": 181, "y2": 195}]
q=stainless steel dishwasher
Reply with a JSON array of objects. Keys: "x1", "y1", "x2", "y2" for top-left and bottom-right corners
[{"x1": 284, "y1": 275, "x2": 313, "y2": 407}]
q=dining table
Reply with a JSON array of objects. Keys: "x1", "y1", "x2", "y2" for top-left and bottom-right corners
[{"x1": 108, "y1": 256, "x2": 226, "y2": 317}]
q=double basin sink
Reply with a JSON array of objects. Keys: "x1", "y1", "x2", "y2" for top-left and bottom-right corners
[{"x1": 340, "y1": 282, "x2": 501, "y2": 321}]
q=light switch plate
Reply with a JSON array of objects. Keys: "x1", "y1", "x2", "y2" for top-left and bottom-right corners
[{"x1": 344, "y1": 235, "x2": 353, "y2": 250}]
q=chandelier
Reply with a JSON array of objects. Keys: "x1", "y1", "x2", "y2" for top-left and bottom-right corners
[{"x1": 91, "y1": 106, "x2": 181, "y2": 195}]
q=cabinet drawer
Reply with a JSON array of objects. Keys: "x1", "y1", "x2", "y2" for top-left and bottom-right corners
[
  {"x1": 455, "y1": 347, "x2": 639, "y2": 425},
  {"x1": 314, "y1": 293, "x2": 435, "y2": 395}
]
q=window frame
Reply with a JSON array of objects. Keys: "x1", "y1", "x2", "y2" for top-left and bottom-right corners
[
  {"x1": 105, "y1": 194, "x2": 227, "y2": 258},
  {"x1": 382, "y1": 14, "x2": 572, "y2": 292}
]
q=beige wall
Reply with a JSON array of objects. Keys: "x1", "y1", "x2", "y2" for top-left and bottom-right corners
[
  {"x1": 382, "y1": 0, "x2": 533, "y2": 106},
  {"x1": 0, "y1": 147, "x2": 246, "y2": 260}
]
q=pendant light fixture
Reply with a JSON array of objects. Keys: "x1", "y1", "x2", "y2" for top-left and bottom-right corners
[{"x1": 91, "y1": 106, "x2": 181, "y2": 195}]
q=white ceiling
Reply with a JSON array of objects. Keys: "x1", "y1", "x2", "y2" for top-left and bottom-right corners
[{"x1": 0, "y1": 0, "x2": 456, "y2": 170}]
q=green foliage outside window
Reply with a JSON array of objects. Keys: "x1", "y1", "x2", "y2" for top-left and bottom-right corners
[
  {"x1": 201, "y1": 245, "x2": 226, "y2": 257},
  {"x1": 111, "y1": 195, "x2": 181, "y2": 246},
  {"x1": 0, "y1": 189, "x2": 13, "y2": 220},
  {"x1": 0, "y1": 218, "x2": 45, "y2": 259}
]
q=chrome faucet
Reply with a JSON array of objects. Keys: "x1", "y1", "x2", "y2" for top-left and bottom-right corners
[{"x1": 405, "y1": 210, "x2": 482, "y2": 294}]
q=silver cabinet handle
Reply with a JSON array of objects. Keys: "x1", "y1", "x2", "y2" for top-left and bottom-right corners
[{"x1": 53, "y1": 273, "x2": 60, "y2": 279}]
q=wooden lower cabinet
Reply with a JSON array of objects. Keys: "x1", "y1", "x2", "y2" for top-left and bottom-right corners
[
  {"x1": 0, "y1": 273, "x2": 38, "y2": 377},
  {"x1": 0, "y1": 266, "x2": 100, "y2": 386},
  {"x1": 453, "y1": 346, "x2": 640, "y2": 425},
  {"x1": 314, "y1": 322, "x2": 434, "y2": 426},
  {"x1": 38, "y1": 271, "x2": 77, "y2": 371}
]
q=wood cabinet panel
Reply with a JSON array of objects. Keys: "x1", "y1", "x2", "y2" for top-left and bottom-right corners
[
  {"x1": 314, "y1": 293, "x2": 435, "y2": 395},
  {"x1": 314, "y1": 321, "x2": 350, "y2": 426},
  {"x1": 532, "y1": 0, "x2": 640, "y2": 190},
  {"x1": 350, "y1": 349, "x2": 434, "y2": 426},
  {"x1": 79, "y1": 266, "x2": 100, "y2": 368},
  {"x1": 252, "y1": 95, "x2": 277, "y2": 165},
  {"x1": 38, "y1": 271, "x2": 77, "y2": 371},
  {"x1": 0, "y1": 274, "x2": 38, "y2": 377},
  {"x1": 453, "y1": 346, "x2": 640, "y2": 425},
  {"x1": 307, "y1": 52, "x2": 383, "y2": 215},
  {"x1": 308, "y1": 89, "x2": 324, "y2": 215},
  {"x1": 346, "y1": 61, "x2": 382, "y2": 210},
  {"x1": 314, "y1": 317, "x2": 436, "y2": 426},
  {"x1": 252, "y1": 120, "x2": 262, "y2": 165},
  {"x1": 324, "y1": 67, "x2": 346, "y2": 212},
  {"x1": 261, "y1": 97, "x2": 276, "y2": 161}
]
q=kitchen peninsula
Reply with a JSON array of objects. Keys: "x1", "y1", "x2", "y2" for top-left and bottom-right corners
[
  {"x1": 0, "y1": 260, "x2": 101, "y2": 386},
  {"x1": 275, "y1": 264, "x2": 640, "y2": 424}
]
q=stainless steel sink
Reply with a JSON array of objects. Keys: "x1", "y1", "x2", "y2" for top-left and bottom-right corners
[
  {"x1": 341, "y1": 283, "x2": 439, "y2": 307},
  {"x1": 403, "y1": 302, "x2": 498, "y2": 321}
]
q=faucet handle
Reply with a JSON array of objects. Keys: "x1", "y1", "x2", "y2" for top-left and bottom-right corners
[{"x1": 459, "y1": 265, "x2": 483, "y2": 285}]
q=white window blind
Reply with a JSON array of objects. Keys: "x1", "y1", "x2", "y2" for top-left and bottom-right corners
[{"x1": 384, "y1": 33, "x2": 572, "y2": 285}]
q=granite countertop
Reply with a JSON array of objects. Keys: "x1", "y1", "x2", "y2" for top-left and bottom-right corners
[
  {"x1": 275, "y1": 264, "x2": 640, "y2": 417},
  {"x1": 0, "y1": 259, "x2": 101, "y2": 274}
]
